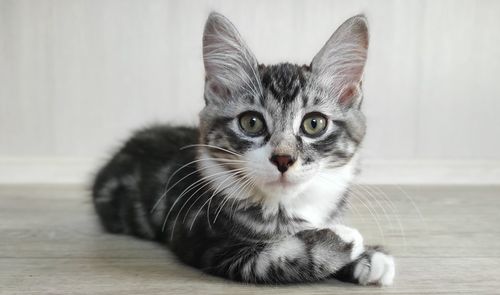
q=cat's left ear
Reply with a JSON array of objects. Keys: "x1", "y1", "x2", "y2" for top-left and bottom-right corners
[
  {"x1": 203, "y1": 12, "x2": 261, "y2": 105},
  {"x1": 311, "y1": 15, "x2": 369, "y2": 108}
]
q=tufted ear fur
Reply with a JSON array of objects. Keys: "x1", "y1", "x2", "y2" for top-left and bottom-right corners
[
  {"x1": 203, "y1": 12, "x2": 262, "y2": 105},
  {"x1": 311, "y1": 15, "x2": 369, "y2": 108}
]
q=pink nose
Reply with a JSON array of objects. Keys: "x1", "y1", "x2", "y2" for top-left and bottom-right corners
[{"x1": 270, "y1": 154, "x2": 295, "y2": 173}]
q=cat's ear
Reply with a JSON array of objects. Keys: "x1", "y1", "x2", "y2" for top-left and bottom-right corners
[
  {"x1": 203, "y1": 12, "x2": 261, "y2": 104},
  {"x1": 311, "y1": 15, "x2": 369, "y2": 108}
]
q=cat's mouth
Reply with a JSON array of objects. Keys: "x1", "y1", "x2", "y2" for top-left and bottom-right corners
[{"x1": 265, "y1": 175, "x2": 297, "y2": 188}]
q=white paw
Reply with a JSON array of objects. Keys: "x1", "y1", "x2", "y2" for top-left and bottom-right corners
[
  {"x1": 331, "y1": 224, "x2": 364, "y2": 260},
  {"x1": 354, "y1": 252, "x2": 395, "y2": 286}
]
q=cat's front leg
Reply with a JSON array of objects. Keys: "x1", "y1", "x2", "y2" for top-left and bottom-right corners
[
  {"x1": 331, "y1": 224, "x2": 396, "y2": 286},
  {"x1": 330, "y1": 224, "x2": 365, "y2": 260},
  {"x1": 205, "y1": 228, "x2": 363, "y2": 284}
]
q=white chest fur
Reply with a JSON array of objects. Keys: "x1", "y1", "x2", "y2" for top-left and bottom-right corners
[{"x1": 278, "y1": 158, "x2": 357, "y2": 229}]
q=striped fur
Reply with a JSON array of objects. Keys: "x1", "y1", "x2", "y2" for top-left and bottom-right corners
[{"x1": 92, "y1": 12, "x2": 395, "y2": 285}]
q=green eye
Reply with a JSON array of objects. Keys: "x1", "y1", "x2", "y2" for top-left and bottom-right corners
[
  {"x1": 302, "y1": 113, "x2": 327, "y2": 136},
  {"x1": 239, "y1": 112, "x2": 266, "y2": 136}
]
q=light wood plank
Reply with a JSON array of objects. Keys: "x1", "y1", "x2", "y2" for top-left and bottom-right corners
[{"x1": 1, "y1": 185, "x2": 499, "y2": 294}]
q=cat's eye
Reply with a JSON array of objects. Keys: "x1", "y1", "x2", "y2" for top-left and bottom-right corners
[
  {"x1": 238, "y1": 112, "x2": 266, "y2": 136},
  {"x1": 301, "y1": 113, "x2": 327, "y2": 136}
]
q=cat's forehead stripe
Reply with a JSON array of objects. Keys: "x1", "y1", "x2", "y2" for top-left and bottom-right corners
[{"x1": 259, "y1": 63, "x2": 309, "y2": 106}]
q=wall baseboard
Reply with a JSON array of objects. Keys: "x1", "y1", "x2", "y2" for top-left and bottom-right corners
[
  {"x1": 356, "y1": 159, "x2": 500, "y2": 185},
  {"x1": 0, "y1": 157, "x2": 499, "y2": 185},
  {"x1": 0, "y1": 158, "x2": 100, "y2": 186}
]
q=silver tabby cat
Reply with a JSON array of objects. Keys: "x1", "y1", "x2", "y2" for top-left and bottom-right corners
[{"x1": 93, "y1": 12, "x2": 395, "y2": 285}]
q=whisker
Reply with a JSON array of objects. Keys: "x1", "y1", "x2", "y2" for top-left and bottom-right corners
[
  {"x1": 347, "y1": 188, "x2": 386, "y2": 245},
  {"x1": 162, "y1": 167, "x2": 245, "y2": 233},
  {"x1": 356, "y1": 184, "x2": 395, "y2": 232},
  {"x1": 180, "y1": 144, "x2": 243, "y2": 158},
  {"x1": 229, "y1": 174, "x2": 256, "y2": 220},
  {"x1": 315, "y1": 174, "x2": 362, "y2": 218},
  {"x1": 182, "y1": 169, "x2": 246, "y2": 224},
  {"x1": 213, "y1": 174, "x2": 255, "y2": 224},
  {"x1": 170, "y1": 169, "x2": 247, "y2": 241},
  {"x1": 205, "y1": 170, "x2": 252, "y2": 225},
  {"x1": 316, "y1": 174, "x2": 365, "y2": 222},
  {"x1": 190, "y1": 172, "x2": 253, "y2": 231},
  {"x1": 151, "y1": 159, "x2": 243, "y2": 213},
  {"x1": 317, "y1": 172, "x2": 386, "y2": 243},
  {"x1": 364, "y1": 184, "x2": 408, "y2": 252},
  {"x1": 393, "y1": 184, "x2": 428, "y2": 230}
]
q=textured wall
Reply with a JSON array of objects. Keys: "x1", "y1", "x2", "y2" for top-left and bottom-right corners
[{"x1": 1, "y1": 0, "x2": 499, "y2": 183}]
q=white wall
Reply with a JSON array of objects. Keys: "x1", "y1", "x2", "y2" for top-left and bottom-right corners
[{"x1": 1, "y1": 0, "x2": 500, "y2": 184}]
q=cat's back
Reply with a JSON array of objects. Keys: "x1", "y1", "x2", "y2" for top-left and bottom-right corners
[{"x1": 120, "y1": 125, "x2": 198, "y2": 160}]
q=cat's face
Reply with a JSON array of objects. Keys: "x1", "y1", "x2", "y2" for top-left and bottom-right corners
[{"x1": 198, "y1": 13, "x2": 368, "y2": 203}]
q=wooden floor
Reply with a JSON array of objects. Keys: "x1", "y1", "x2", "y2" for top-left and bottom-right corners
[{"x1": 1, "y1": 185, "x2": 499, "y2": 294}]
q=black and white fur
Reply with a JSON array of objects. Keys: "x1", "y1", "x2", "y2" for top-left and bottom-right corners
[{"x1": 92, "y1": 12, "x2": 395, "y2": 285}]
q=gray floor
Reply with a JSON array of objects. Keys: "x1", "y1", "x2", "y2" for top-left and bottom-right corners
[{"x1": 1, "y1": 185, "x2": 499, "y2": 294}]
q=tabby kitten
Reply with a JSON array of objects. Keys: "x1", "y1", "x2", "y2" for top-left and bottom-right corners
[{"x1": 92, "y1": 12, "x2": 395, "y2": 285}]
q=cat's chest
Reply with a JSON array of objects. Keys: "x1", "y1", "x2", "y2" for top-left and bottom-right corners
[
  {"x1": 285, "y1": 161, "x2": 356, "y2": 229},
  {"x1": 287, "y1": 178, "x2": 349, "y2": 229}
]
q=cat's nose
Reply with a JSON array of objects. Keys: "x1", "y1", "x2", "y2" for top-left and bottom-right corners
[{"x1": 269, "y1": 154, "x2": 295, "y2": 173}]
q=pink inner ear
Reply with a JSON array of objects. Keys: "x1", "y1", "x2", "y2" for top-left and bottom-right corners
[
  {"x1": 338, "y1": 83, "x2": 359, "y2": 106},
  {"x1": 208, "y1": 80, "x2": 231, "y2": 99}
]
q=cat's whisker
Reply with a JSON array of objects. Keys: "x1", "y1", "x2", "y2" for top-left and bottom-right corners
[
  {"x1": 171, "y1": 180, "x2": 215, "y2": 239},
  {"x1": 183, "y1": 168, "x2": 246, "y2": 224},
  {"x1": 316, "y1": 172, "x2": 385, "y2": 243},
  {"x1": 152, "y1": 159, "x2": 244, "y2": 213},
  {"x1": 355, "y1": 184, "x2": 395, "y2": 233},
  {"x1": 315, "y1": 174, "x2": 368, "y2": 227},
  {"x1": 360, "y1": 184, "x2": 400, "y2": 231},
  {"x1": 318, "y1": 169, "x2": 407, "y2": 251},
  {"x1": 189, "y1": 173, "x2": 248, "y2": 231},
  {"x1": 393, "y1": 184, "x2": 428, "y2": 230},
  {"x1": 167, "y1": 170, "x2": 247, "y2": 240},
  {"x1": 316, "y1": 173, "x2": 365, "y2": 221},
  {"x1": 163, "y1": 177, "x2": 211, "y2": 233},
  {"x1": 205, "y1": 170, "x2": 253, "y2": 225},
  {"x1": 343, "y1": 197, "x2": 363, "y2": 219},
  {"x1": 362, "y1": 184, "x2": 408, "y2": 252},
  {"x1": 227, "y1": 172, "x2": 256, "y2": 220},
  {"x1": 213, "y1": 173, "x2": 255, "y2": 224},
  {"x1": 180, "y1": 144, "x2": 244, "y2": 158},
  {"x1": 317, "y1": 172, "x2": 386, "y2": 244},
  {"x1": 162, "y1": 167, "x2": 246, "y2": 233},
  {"x1": 164, "y1": 157, "x2": 245, "y2": 188},
  {"x1": 347, "y1": 188, "x2": 386, "y2": 245},
  {"x1": 190, "y1": 171, "x2": 254, "y2": 231},
  {"x1": 170, "y1": 168, "x2": 248, "y2": 241},
  {"x1": 226, "y1": 185, "x2": 253, "y2": 222},
  {"x1": 315, "y1": 170, "x2": 392, "y2": 246}
]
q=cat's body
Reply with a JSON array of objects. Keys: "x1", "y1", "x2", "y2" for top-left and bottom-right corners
[{"x1": 93, "y1": 13, "x2": 395, "y2": 285}]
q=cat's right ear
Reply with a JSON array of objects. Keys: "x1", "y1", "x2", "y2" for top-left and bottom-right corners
[{"x1": 202, "y1": 12, "x2": 261, "y2": 105}]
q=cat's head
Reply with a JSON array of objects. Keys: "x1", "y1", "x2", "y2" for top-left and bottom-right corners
[{"x1": 198, "y1": 12, "x2": 368, "y2": 206}]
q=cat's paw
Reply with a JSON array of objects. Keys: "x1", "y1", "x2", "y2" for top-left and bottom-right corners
[
  {"x1": 354, "y1": 250, "x2": 395, "y2": 286},
  {"x1": 331, "y1": 224, "x2": 364, "y2": 260}
]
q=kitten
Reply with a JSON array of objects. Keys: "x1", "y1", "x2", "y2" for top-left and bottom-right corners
[{"x1": 92, "y1": 12, "x2": 395, "y2": 285}]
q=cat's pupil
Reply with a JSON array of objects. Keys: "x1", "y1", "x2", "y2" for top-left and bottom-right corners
[
  {"x1": 311, "y1": 119, "x2": 317, "y2": 129},
  {"x1": 249, "y1": 118, "x2": 256, "y2": 128}
]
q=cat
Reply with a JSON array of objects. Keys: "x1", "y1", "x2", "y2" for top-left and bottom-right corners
[{"x1": 92, "y1": 12, "x2": 395, "y2": 285}]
